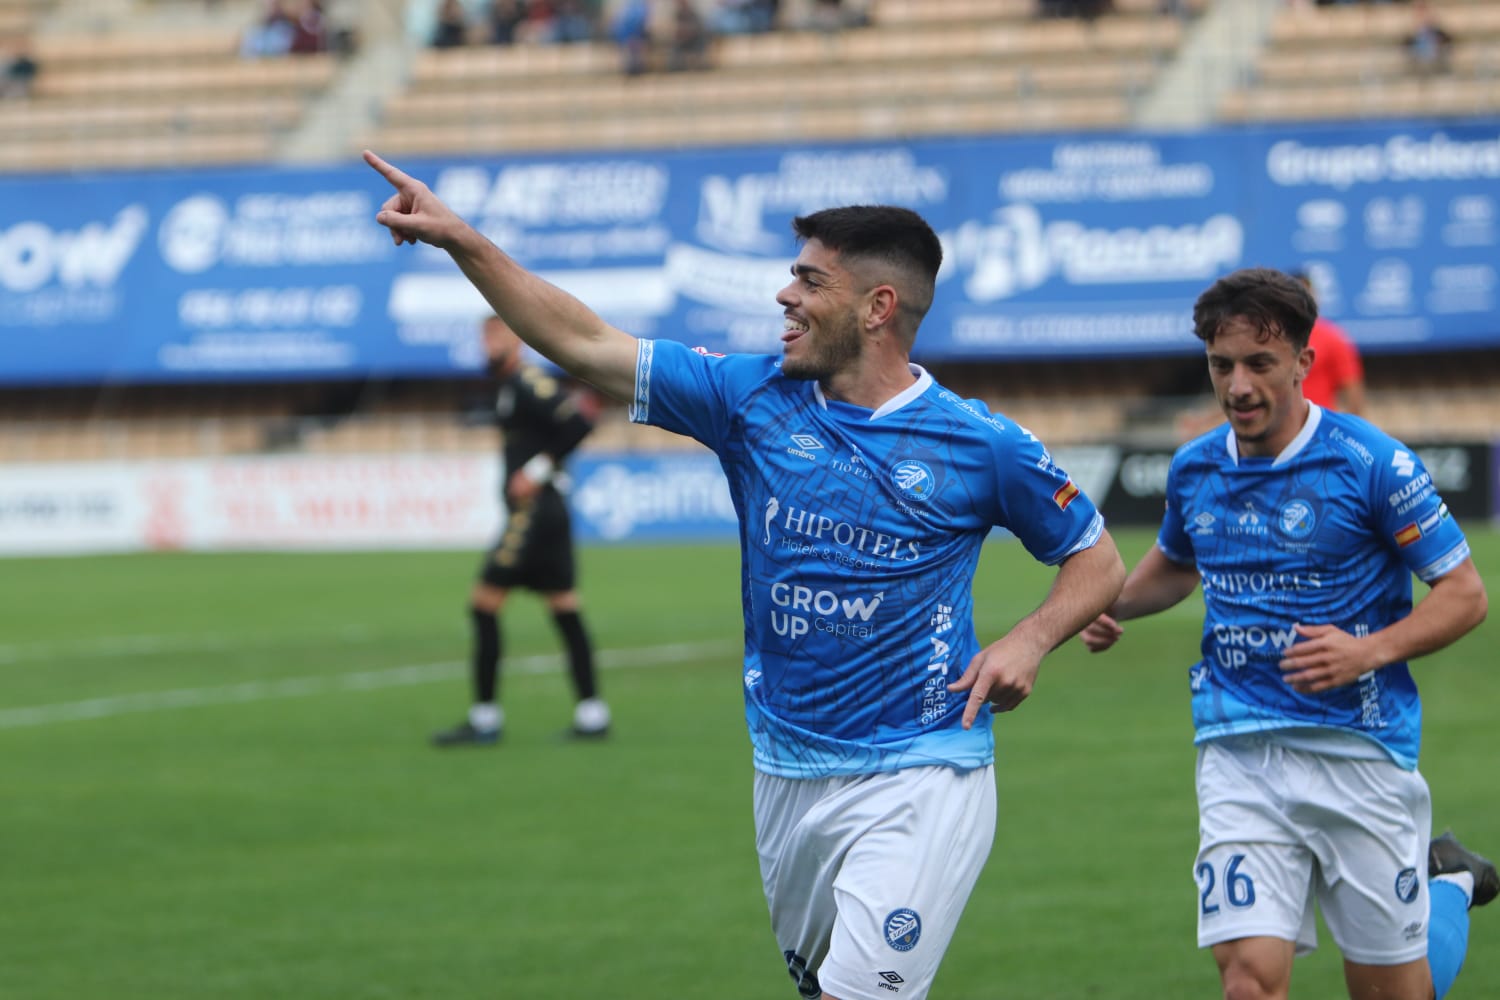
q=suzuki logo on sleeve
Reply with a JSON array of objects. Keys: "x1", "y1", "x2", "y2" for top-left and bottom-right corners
[{"x1": 1391, "y1": 450, "x2": 1416, "y2": 478}]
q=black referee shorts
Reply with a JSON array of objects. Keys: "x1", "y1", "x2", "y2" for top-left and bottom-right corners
[{"x1": 477, "y1": 488, "x2": 578, "y2": 593}]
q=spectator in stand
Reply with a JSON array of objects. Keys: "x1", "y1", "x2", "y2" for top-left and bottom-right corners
[
  {"x1": 432, "y1": 0, "x2": 472, "y2": 47},
  {"x1": 611, "y1": 0, "x2": 651, "y2": 74},
  {"x1": 1294, "y1": 269, "x2": 1366, "y2": 416},
  {"x1": 553, "y1": 0, "x2": 596, "y2": 42},
  {"x1": 241, "y1": 0, "x2": 297, "y2": 57},
  {"x1": 808, "y1": 0, "x2": 870, "y2": 31},
  {"x1": 485, "y1": 0, "x2": 526, "y2": 44},
  {"x1": 289, "y1": 0, "x2": 330, "y2": 54},
  {"x1": 1, "y1": 34, "x2": 38, "y2": 99},
  {"x1": 1038, "y1": 0, "x2": 1114, "y2": 19},
  {"x1": 666, "y1": 0, "x2": 711, "y2": 70},
  {"x1": 1405, "y1": 0, "x2": 1454, "y2": 75},
  {"x1": 712, "y1": 0, "x2": 779, "y2": 34}
]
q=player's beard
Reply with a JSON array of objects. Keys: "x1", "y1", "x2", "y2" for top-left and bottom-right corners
[{"x1": 781, "y1": 311, "x2": 862, "y2": 381}]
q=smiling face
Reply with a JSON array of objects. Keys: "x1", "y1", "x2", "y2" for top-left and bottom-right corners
[
  {"x1": 1206, "y1": 315, "x2": 1313, "y2": 458},
  {"x1": 774, "y1": 238, "x2": 866, "y2": 382}
]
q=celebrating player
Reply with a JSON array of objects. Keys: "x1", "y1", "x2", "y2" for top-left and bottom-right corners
[
  {"x1": 1082, "y1": 267, "x2": 1493, "y2": 1000},
  {"x1": 365, "y1": 149, "x2": 1124, "y2": 1000}
]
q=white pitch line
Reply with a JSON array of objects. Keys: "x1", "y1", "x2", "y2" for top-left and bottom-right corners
[
  {"x1": 0, "y1": 639, "x2": 738, "y2": 730},
  {"x1": 0, "y1": 625, "x2": 381, "y2": 666}
]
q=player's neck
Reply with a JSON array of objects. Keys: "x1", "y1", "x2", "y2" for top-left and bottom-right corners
[
  {"x1": 819, "y1": 357, "x2": 917, "y2": 411},
  {"x1": 1235, "y1": 398, "x2": 1311, "y2": 460}
]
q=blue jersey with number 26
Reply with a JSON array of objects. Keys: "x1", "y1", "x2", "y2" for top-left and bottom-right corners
[
  {"x1": 1159, "y1": 406, "x2": 1470, "y2": 770},
  {"x1": 630, "y1": 339, "x2": 1104, "y2": 778}
]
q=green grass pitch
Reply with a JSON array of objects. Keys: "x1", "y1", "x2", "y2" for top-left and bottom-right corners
[{"x1": 2, "y1": 528, "x2": 1497, "y2": 998}]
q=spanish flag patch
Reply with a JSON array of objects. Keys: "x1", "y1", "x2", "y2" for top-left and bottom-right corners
[
  {"x1": 1394, "y1": 522, "x2": 1422, "y2": 547},
  {"x1": 1052, "y1": 480, "x2": 1080, "y2": 511}
]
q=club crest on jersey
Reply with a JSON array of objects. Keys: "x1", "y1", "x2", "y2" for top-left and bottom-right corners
[
  {"x1": 883, "y1": 908, "x2": 922, "y2": 952},
  {"x1": 1396, "y1": 867, "x2": 1420, "y2": 904},
  {"x1": 1052, "y1": 480, "x2": 1080, "y2": 511},
  {"x1": 1278, "y1": 500, "x2": 1316, "y2": 540},
  {"x1": 890, "y1": 461, "x2": 935, "y2": 503}
]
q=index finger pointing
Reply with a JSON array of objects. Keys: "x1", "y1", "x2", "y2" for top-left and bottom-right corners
[
  {"x1": 363, "y1": 149, "x2": 412, "y2": 187},
  {"x1": 960, "y1": 677, "x2": 992, "y2": 729}
]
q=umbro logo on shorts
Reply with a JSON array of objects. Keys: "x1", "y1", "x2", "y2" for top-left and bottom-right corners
[{"x1": 877, "y1": 969, "x2": 905, "y2": 992}]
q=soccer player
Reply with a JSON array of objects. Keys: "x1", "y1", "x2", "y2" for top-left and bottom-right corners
[
  {"x1": 365, "y1": 150, "x2": 1125, "y2": 1000},
  {"x1": 1081, "y1": 268, "x2": 1494, "y2": 1000},
  {"x1": 431, "y1": 314, "x2": 610, "y2": 746}
]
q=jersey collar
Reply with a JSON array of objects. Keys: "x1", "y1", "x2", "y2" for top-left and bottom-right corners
[
  {"x1": 1223, "y1": 402, "x2": 1323, "y2": 467},
  {"x1": 812, "y1": 364, "x2": 933, "y2": 420}
]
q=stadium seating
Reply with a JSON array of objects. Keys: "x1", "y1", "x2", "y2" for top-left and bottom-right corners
[
  {"x1": 0, "y1": 10, "x2": 337, "y2": 172},
  {"x1": 362, "y1": 0, "x2": 1190, "y2": 156},
  {"x1": 0, "y1": 0, "x2": 54, "y2": 35},
  {"x1": 3, "y1": 1, "x2": 1499, "y2": 466},
  {"x1": 1222, "y1": 0, "x2": 1500, "y2": 122}
]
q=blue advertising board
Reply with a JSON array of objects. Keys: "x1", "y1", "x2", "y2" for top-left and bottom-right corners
[{"x1": 2, "y1": 118, "x2": 1497, "y2": 384}]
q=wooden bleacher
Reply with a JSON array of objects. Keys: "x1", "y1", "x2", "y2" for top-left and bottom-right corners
[
  {"x1": 1222, "y1": 0, "x2": 1500, "y2": 122},
  {"x1": 362, "y1": 0, "x2": 1192, "y2": 157},
  {"x1": 0, "y1": 17, "x2": 338, "y2": 173}
]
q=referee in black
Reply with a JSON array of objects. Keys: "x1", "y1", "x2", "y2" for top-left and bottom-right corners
[{"x1": 433, "y1": 315, "x2": 609, "y2": 745}]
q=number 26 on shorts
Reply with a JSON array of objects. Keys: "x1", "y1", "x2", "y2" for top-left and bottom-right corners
[{"x1": 1198, "y1": 854, "x2": 1257, "y2": 915}]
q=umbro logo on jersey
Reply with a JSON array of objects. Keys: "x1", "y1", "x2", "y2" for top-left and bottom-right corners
[
  {"x1": 1391, "y1": 450, "x2": 1417, "y2": 478},
  {"x1": 1193, "y1": 511, "x2": 1217, "y2": 535},
  {"x1": 787, "y1": 434, "x2": 824, "y2": 461}
]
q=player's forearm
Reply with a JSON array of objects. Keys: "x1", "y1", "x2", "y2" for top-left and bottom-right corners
[
  {"x1": 1110, "y1": 545, "x2": 1201, "y2": 623},
  {"x1": 1011, "y1": 531, "x2": 1126, "y2": 653},
  {"x1": 448, "y1": 228, "x2": 638, "y2": 401},
  {"x1": 1364, "y1": 559, "x2": 1487, "y2": 668}
]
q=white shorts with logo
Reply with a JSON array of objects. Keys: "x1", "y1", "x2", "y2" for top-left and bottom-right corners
[
  {"x1": 1194, "y1": 734, "x2": 1432, "y2": 964},
  {"x1": 754, "y1": 764, "x2": 996, "y2": 1000}
]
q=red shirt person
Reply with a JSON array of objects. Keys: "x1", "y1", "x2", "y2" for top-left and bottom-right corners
[{"x1": 1302, "y1": 316, "x2": 1366, "y2": 414}]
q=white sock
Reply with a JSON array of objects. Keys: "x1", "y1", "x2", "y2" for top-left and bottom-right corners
[
  {"x1": 1433, "y1": 871, "x2": 1475, "y2": 907},
  {"x1": 469, "y1": 703, "x2": 502, "y2": 733},
  {"x1": 573, "y1": 698, "x2": 610, "y2": 732}
]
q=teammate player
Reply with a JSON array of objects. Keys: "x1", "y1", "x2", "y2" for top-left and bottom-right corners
[
  {"x1": 365, "y1": 150, "x2": 1125, "y2": 1000},
  {"x1": 1081, "y1": 268, "x2": 1494, "y2": 1000},
  {"x1": 432, "y1": 314, "x2": 609, "y2": 746}
]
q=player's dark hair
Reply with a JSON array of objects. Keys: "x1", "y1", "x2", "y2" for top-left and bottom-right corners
[
  {"x1": 1192, "y1": 267, "x2": 1318, "y2": 353},
  {"x1": 791, "y1": 205, "x2": 942, "y2": 335}
]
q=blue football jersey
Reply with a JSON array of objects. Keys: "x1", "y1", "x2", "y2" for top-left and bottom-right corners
[
  {"x1": 630, "y1": 339, "x2": 1105, "y2": 778},
  {"x1": 1159, "y1": 405, "x2": 1471, "y2": 769}
]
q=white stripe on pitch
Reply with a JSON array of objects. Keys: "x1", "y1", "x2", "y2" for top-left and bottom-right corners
[
  {"x1": 0, "y1": 625, "x2": 383, "y2": 665},
  {"x1": 0, "y1": 640, "x2": 738, "y2": 730}
]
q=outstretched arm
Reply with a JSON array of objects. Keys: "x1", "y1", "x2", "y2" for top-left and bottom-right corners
[
  {"x1": 365, "y1": 150, "x2": 640, "y2": 402},
  {"x1": 1079, "y1": 543, "x2": 1201, "y2": 653},
  {"x1": 949, "y1": 528, "x2": 1126, "y2": 728}
]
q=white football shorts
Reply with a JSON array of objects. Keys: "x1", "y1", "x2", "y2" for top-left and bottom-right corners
[
  {"x1": 754, "y1": 764, "x2": 996, "y2": 1000},
  {"x1": 1194, "y1": 734, "x2": 1433, "y2": 964}
]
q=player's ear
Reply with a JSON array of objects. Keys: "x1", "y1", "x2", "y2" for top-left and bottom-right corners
[
  {"x1": 864, "y1": 284, "x2": 899, "y2": 331},
  {"x1": 1296, "y1": 345, "x2": 1315, "y2": 383}
]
